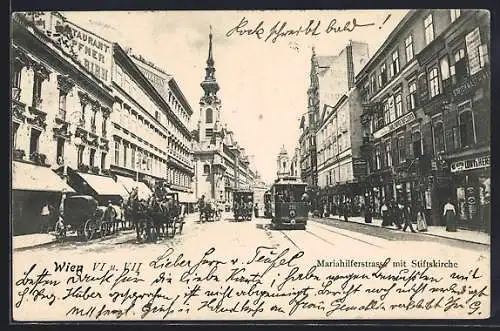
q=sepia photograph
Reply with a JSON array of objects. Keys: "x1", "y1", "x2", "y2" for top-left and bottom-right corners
[{"x1": 10, "y1": 9, "x2": 490, "y2": 321}]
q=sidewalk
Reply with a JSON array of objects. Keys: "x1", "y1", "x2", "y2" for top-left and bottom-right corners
[
  {"x1": 12, "y1": 233, "x2": 56, "y2": 250},
  {"x1": 321, "y1": 214, "x2": 490, "y2": 246}
]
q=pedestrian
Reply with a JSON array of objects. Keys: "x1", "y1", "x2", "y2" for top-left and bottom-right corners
[
  {"x1": 443, "y1": 199, "x2": 457, "y2": 232},
  {"x1": 343, "y1": 200, "x2": 349, "y2": 222},
  {"x1": 254, "y1": 203, "x2": 259, "y2": 218},
  {"x1": 402, "y1": 202, "x2": 417, "y2": 233},
  {"x1": 416, "y1": 204, "x2": 428, "y2": 232},
  {"x1": 364, "y1": 201, "x2": 373, "y2": 224},
  {"x1": 380, "y1": 200, "x2": 390, "y2": 227},
  {"x1": 40, "y1": 201, "x2": 52, "y2": 233},
  {"x1": 394, "y1": 201, "x2": 403, "y2": 229}
]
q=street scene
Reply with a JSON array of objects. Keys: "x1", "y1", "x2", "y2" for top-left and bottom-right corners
[{"x1": 11, "y1": 9, "x2": 490, "y2": 321}]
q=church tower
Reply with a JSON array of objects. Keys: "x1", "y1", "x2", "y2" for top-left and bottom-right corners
[
  {"x1": 276, "y1": 145, "x2": 290, "y2": 179},
  {"x1": 198, "y1": 26, "x2": 221, "y2": 144}
]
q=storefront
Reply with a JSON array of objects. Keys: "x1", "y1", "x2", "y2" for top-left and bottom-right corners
[
  {"x1": 449, "y1": 154, "x2": 490, "y2": 232},
  {"x1": 12, "y1": 161, "x2": 76, "y2": 235}
]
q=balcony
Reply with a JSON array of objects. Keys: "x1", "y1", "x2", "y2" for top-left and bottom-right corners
[
  {"x1": 55, "y1": 108, "x2": 67, "y2": 123},
  {"x1": 12, "y1": 99, "x2": 28, "y2": 122},
  {"x1": 27, "y1": 99, "x2": 48, "y2": 129}
]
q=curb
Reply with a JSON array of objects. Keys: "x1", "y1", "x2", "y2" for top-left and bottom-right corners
[
  {"x1": 13, "y1": 238, "x2": 57, "y2": 251},
  {"x1": 316, "y1": 216, "x2": 490, "y2": 246}
]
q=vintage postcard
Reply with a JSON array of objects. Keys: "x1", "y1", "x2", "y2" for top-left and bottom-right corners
[{"x1": 10, "y1": 9, "x2": 490, "y2": 321}]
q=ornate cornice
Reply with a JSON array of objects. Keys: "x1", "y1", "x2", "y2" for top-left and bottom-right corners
[{"x1": 57, "y1": 74, "x2": 75, "y2": 94}]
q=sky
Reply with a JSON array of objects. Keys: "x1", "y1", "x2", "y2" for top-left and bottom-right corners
[{"x1": 63, "y1": 10, "x2": 408, "y2": 184}]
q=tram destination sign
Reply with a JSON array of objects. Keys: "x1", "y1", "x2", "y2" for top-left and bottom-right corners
[
  {"x1": 450, "y1": 155, "x2": 490, "y2": 173},
  {"x1": 373, "y1": 111, "x2": 416, "y2": 139}
]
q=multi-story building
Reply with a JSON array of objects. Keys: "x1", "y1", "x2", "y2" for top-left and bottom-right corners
[
  {"x1": 289, "y1": 146, "x2": 301, "y2": 179},
  {"x1": 11, "y1": 13, "x2": 117, "y2": 234},
  {"x1": 357, "y1": 9, "x2": 490, "y2": 231},
  {"x1": 21, "y1": 11, "x2": 198, "y2": 206},
  {"x1": 300, "y1": 41, "x2": 369, "y2": 209},
  {"x1": 415, "y1": 9, "x2": 490, "y2": 231},
  {"x1": 316, "y1": 87, "x2": 365, "y2": 212},
  {"x1": 193, "y1": 29, "x2": 257, "y2": 204},
  {"x1": 110, "y1": 50, "x2": 195, "y2": 203}
]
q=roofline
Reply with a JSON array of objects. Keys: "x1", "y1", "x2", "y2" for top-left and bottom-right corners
[
  {"x1": 113, "y1": 43, "x2": 192, "y2": 137},
  {"x1": 355, "y1": 9, "x2": 418, "y2": 83},
  {"x1": 52, "y1": 11, "x2": 114, "y2": 45},
  {"x1": 168, "y1": 78, "x2": 194, "y2": 115}
]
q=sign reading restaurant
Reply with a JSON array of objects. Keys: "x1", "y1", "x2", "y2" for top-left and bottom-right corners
[
  {"x1": 451, "y1": 155, "x2": 490, "y2": 173},
  {"x1": 373, "y1": 111, "x2": 416, "y2": 139}
]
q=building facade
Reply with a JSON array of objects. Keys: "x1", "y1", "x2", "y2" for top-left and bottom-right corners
[
  {"x1": 357, "y1": 9, "x2": 490, "y2": 231},
  {"x1": 193, "y1": 29, "x2": 257, "y2": 204},
  {"x1": 109, "y1": 49, "x2": 195, "y2": 203},
  {"x1": 316, "y1": 87, "x2": 365, "y2": 213},
  {"x1": 300, "y1": 41, "x2": 369, "y2": 209},
  {"x1": 276, "y1": 145, "x2": 290, "y2": 179},
  {"x1": 12, "y1": 13, "x2": 115, "y2": 234}
]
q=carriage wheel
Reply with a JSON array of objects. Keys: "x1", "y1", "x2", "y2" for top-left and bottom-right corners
[{"x1": 84, "y1": 219, "x2": 95, "y2": 241}]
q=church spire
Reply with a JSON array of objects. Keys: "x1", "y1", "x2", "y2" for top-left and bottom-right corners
[{"x1": 201, "y1": 25, "x2": 219, "y2": 96}]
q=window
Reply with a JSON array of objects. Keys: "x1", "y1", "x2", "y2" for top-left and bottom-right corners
[
  {"x1": 433, "y1": 121, "x2": 445, "y2": 153},
  {"x1": 89, "y1": 149, "x2": 96, "y2": 167},
  {"x1": 453, "y1": 48, "x2": 468, "y2": 82},
  {"x1": 478, "y1": 44, "x2": 489, "y2": 68},
  {"x1": 114, "y1": 140, "x2": 120, "y2": 165},
  {"x1": 405, "y1": 35, "x2": 414, "y2": 62},
  {"x1": 101, "y1": 153, "x2": 106, "y2": 170},
  {"x1": 383, "y1": 100, "x2": 390, "y2": 125},
  {"x1": 440, "y1": 56, "x2": 450, "y2": 81},
  {"x1": 12, "y1": 122, "x2": 19, "y2": 149},
  {"x1": 203, "y1": 164, "x2": 210, "y2": 175},
  {"x1": 398, "y1": 136, "x2": 406, "y2": 163},
  {"x1": 378, "y1": 63, "x2": 387, "y2": 87},
  {"x1": 12, "y1": 63, "x2": 22, "y2": 88},
  {"x1": 459, "y1": 110, "x2": 475, "y2": 147},
  {"x1": 412, "y1": 131, "x2": 422, "y2": 158},
  {"x1": 391, "y1": 50, "x2": 400, "y2": 77},
  {"x1": 32, "y1": 74, "x2": 43, "y2": 106},
  {"x1": 407, "y1": 80, "x2": 417, "y2": 111},
  {"x1": 155, "y1": 111, "x2": 159, "y2": 121},
  {"x1": 450, "y1": 9, "x2": 461, "y2": 22},
  {"x1": 424, "y1": 14, "x2": 434, "y2": 45},
  {"x1": 206, "y1": 108, "x2": 213, "y2": 123},
  {"x1": 58, "y1": 90, "x2": 67, "y2": 116},
  {"x1": 370, "y1": 74, "x2": 377, "y2": 94},
  {"x1": 56, "y1": 137, "x2": 65, "y2": 161},
  {"x1": 102, "y1": 117, "x2": 107, "y2": 136},
  {"x1": 385, "y1": 141, "x2": 392, "y2": 167},
  {"x1": 429, "y1": 67, "x2": 440, "y2": 98},
  {"x1": 84, "y1": 59, "x2": 90, "y2": 70},
  {"x1": 375, "y1": 146, "x2": 381, "y2": 170},
  {"x1": 395, "y1": 94, "x2": 403, "y2": 118},
  {"x1": 77, "y1": 145, "x2": 85, "y2": 165},
  {"x1": 131, "y1": 148, "x2": 136, "y2": 169},
  {"x1": 205, "y1": 128, "x2": 213, "y2": 138},
  {"x1": 29, "y1": 128, "x2": 41, "y2": 155},
  {"x1": 123, "y1": 144, "x2": 128, "y2": 167}
]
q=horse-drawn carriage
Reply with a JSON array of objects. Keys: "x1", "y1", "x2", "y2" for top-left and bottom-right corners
[
  {"x1": 199, "y1": 199, "x2": 221, "y2": 222},
  {"x1": 124, "y1": 188, "x2": 184, "y2": 243},
  {"x1": 233, "y1": 190, "x2": 254, "y2": 221},
  {"x1": 61, "y1": 195, "x2": 123, "y2": 241}
]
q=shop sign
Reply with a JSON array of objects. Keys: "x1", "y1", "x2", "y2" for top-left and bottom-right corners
[
  {"x1": 353, "y1": 159, "x2": 368, "y2": 178},
  {"x1": 452, "y1": 69, "x2": 489, "y2": 98},
  {"x1": 465, "y1": 27, "x2": 482, "y2": 75},
  {"x1": 450, "y1": 155, "x2": 490, "y2": 173},
  {"x1": 373, "y1": 111, "x2": 416, "y2": 139}
]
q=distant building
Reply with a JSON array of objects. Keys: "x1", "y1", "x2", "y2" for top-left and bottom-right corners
[
  {"x1": 316, "y1": 87, "x2": 365, "y2": 210},
  {"x1": 192, "y1": 28, "x2": 256, "y2": 203},
  {"x1": 300, "y1": 41, "x2": 370, "y2": 189},
  {"x1": 276, "y1": 145, "x2": 290, "y2": 179}
]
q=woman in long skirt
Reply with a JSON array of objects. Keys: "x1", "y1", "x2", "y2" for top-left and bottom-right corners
[
  {"x1": 416, "y1": 204, "x2": 428, "y2": 232},
  {"x1": 443, "y1": 199, "x2": 457, "y2": 232}
]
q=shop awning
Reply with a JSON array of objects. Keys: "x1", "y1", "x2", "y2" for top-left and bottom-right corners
[
  {"x1": 115, "y1": 176, "x2": 153, "y2": 200},
  {"x1": 77, "y1": 172, "x2": 129, "y2": 197},
  {"x1": 12, "y1": 162, "x2": 75, "y2": 193},
  {"x1": 177, "y1": 191, "x2": 196, "y2": 203}
]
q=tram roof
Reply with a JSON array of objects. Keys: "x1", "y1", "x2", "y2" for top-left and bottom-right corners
[{"x1": 272, "y1": 177, "x2": 307, "y2": 186}]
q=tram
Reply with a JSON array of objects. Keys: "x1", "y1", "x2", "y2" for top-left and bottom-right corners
[{"x1": 269, "y1": 177, "x2": 309, "y2": 230}]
